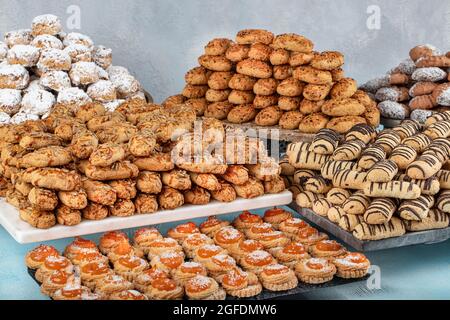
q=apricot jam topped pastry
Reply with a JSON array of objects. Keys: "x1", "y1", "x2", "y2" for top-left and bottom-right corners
[
  {"x1": 107, "y1": 242, "x2": 136, "y2": 263},
  {"x1": 293, "y1": 226, "x2": 328, "y2": 247},
  {"x1": 240, "y1": 250, "x2": 276, "y2": 274},
  {"x1": 229, "y1": 239, "x2": 264, "y2": 261},
  {"x1": 25, "y1": 244, "x2": 59, "y2": 269},
  {"x1": 40, "y1": 271, "x2": 76, "y2": 296},
  {"x1": 205, "y1": 254, "x2": 237, "y2": 279},
  {"x1": 333, "y1": 252, "x2": 370, "y2": 278},
  {"x1": 257, "y1": 230, "x2": 290, "y2": 251},
  {"x1": 245, "y1": 222, "x2": 275, "y2": 240},
  {"x1": 295, "y1": 257, "x2": 336, "y2": 284},
  {"x1": 263, "y1": 207, "x2": 292, "y2": 228},
  {"x1": 113, "y1": 255, "x2": 148, "y2": 281},
  {"x1": 233, "y1": 210, "x2": 263, "y2": 230},
  {"x1": 133, "y1": 267, "x2": 170, "y2": 292},
  {"x1": 64, "y1": 237, "x2": 98, "y2": 260},
  {"x1": 172, "y1": 261, "x2": 208, "y2": 285},
  {"x1": 147, "y1": 237, "x2": 183, "y2": 259},
  {"x1": 185, "y1": 275, "x2": 226, "y2": 300},
  {"x1": 99, "y1": 230, "x2": 129, "y2": 255},
  {"x1": 94, "y1": 274, "x2": 134, "y2": 297},
  {"x1": 167, "y1": 222, "x2": 200, "y2": 244},
  {"x1": 278, "y1": 217, "x2": 309, "y2": 237},
  {"x1": 52, "y1": 281, "x2": 83, "y2": 300},
  {"x1": 310, "y1": 240, "x2": 347, "y2": 259},
  {"x1": 133, "y1": 227, "x2": 163, "y2": 254},
  {"x1": 146, "y1": 277, "x2": 184, "y2": 300},
  {"x1": 213, "y1": 226, "x2": 244, "y2": 249},
  {"x1": 70, "y1": 250, "x2": 108, "y2": 266},
  {"x1": 110, "y1": 289, "x2": 148, "y2": 300},
  {"x1": 260, "y1": 263, "x2": 298, "y2": 291},
  {"x1": 273, "y1": 242, "x2": 310, "y2": 268},
  {"x1": 182, "y1": 233, "x2": 214, "y2": 258},
  {"x1": 220, "y1": 268, "x2": 262, "y2": 298},
  {"x1": 193, "y1": 244, "x2": 228, "y2": 264},
  {"x1": 35, "y1": 255, "x2": 74, "y2": 283},
  {"x1": 79, "y1": 261, "x2": 113, "y2": 289},
  {"x1": 199, "y1": 216, "x2": 230, "y2": 237},
  {"x1": 150, "y1": 251, "x2": 185, "y2": 273}
]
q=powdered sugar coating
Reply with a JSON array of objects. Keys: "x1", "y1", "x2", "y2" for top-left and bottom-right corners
[
  {"x1": 389, "y1": 58, "x2": 416, "y2": 75},
  {"x1": 0, "y1": 42, "x2": 8, "y2": 61},
  {"x1": 188, "y1": 275, "x2": 212, "y2": 289},
  {"x1": 410, "y1": 109, "x2": 434, "y2": 123},
  {"x1": 63, "y1": 32, "x2": 94, "y2": 49},
  {"x1": 4, "y1": 29, "x2": 33, "y2": 47},
  {"x1": 0, "y1": 111, "x2": 11, "y2": 124},
  {"x1": 57, "y1": 87, "x2": 92, "y2": 108},
  {"x1": 7, "y1": 44, "x2": 40, "y2": 67},
  {"x1": 103, "y1": 99, "x2": 125, "y2": 112},
  {"x1": 63, "y1": 44, "x2": 92, "y2": 63},
  {"x1": 436, "y1": 87, "x2": 450, "y2": 106},
  {"x1": 40, "y1": 70, "x2": 71, "y2": 92},
  {"x1": 0, "y1": 63, "x2": 30, "y2": 89},
  {"x1": 31, "y1": 34, "x2": 63, "y2": 50},
  {"x1": 87, "y1": 80, "x2": 116, "y2": 102},
  {"x1": 0, "y1": 88, "x2": 22, "y2": 115},
  {"x1": 93, "y1": 45, "x2": 112, "y2": 69},
  {"x1": 375, "y1": 87, "x2": 400, "y2": 102},
  {"x1": 111, "y1": 73, "x2": 140, "y2": 97},
  {"x1": 31, "y1": 14, "x2": 62, "y2": 36},
  {"x1": 21, "y1": 89, "x2": 55, "y2": 115},
  {"x1": 377, "y1": 100, "x2": 408, "y2": 120},
  {"x1": 107, "y1": 65, "x2": 129, "y2": 78},
  {"x1": 10, "y1": 112, "x2": 39, "y2": 124},
  {"x1": 411, "y1": 67, "x2": 447, "y2": 82},
  {"x1": 359, "y1": 75, "x2": 390, "y2": 93},
  {"x1": 24, "y1": 78, "x2": 45, "y2": 94},
  {"x1": 37, "y1": 48, "x2": 72, "y2": 72},
  {"x1": 69, "y1": 61, "x2": 100, "y2": 86}
]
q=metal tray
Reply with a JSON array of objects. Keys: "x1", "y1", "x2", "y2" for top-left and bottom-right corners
[
  {"x1": 289, "y1": 203, "x2": 450, "y2": 252},
  {"x1": 380, "y1": 117, "x2": 402, "y2": 128}
]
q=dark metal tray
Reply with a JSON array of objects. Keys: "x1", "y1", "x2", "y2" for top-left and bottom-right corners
[{"x1": 289, "y1": 203, "x2": 450, "y2": 252}]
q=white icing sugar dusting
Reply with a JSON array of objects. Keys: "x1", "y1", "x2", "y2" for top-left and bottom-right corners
[
  {"x1": 107, "y1": 65, "x2": 129, "y2": 78},
  {"x1": 37, "y1": 48, "x2": 71, "y2": 71},
  {"x1": 69, "y1": 61, "x2": 100, "y2": 86},
  {"x1": 377, "y1": 101, "x2": 408, "y2": 120},
  {"x1": 4, "y1": 29, "x2": 33, "y2": 47},
  {"x1": 0, "y1": 111, "x2": 11, "y2": 124},
  {"x1": 93, "y1": 45, "x2": 112, "y2": 69},
  {"x1": 63, "y1": 44, "x2": 92, "y2": 63},
  {"x1": 0, "y1": 42, "x2": 8, "y2": 60},
  {"x1": 410, "y1": 109, "x2": 434, "y2": 123},
  {"x1": 31, "y1": 34, "x2": 63, "y2": 50},
  {"x1": 57, "y1": 87, "x2": 91, "y2": 106},
  {"x1": 247, "y1": 250, "x2": 271, "y2": 261},
  {"x1": 0, "y1": 89, "x2": 22, "y2": 114},
  {"x1": 40, "y1": 70, "x2": 71, "y2": 92},
  {"x1": 10, "y1": 112, "x2": 39, "y2": 124},
  {"x1": 87, "y1": 80, "x2": 116, "y2": 102},
  {"x1": 111, "y1": 73, "x2": 140, "y2": 97},
  {"x1": 212, "y1": 254, "x2": 236, "y2": 265},
  {"x1": 359, "y1": 75, "x2": 390, "y2": 93},
  {"x1": 63, "y1": 32, "x2": 94, "y2": 49},
  {"x1": 188, "y1": 275, "x2": 212, "y2": 288},
  {"x1": 182, "y1": 261, "x2": 203, "y2": 268},
  {"x1": 21, "y1": 89, "x2": 55, "y2": 115},
  {"x1": 0, "y1": 63, "x2": 30, "y2": 89},
  {"x1": 24, "y1": 79, "x2": 45, "y2": 93},
  {"x1": 264, "y1": 263, "x2": 288, "y2": 272},
  {"x1": 389, "y1": 58, "x2": 416, "y2": 75},
  {"x1": 436, "y1": 87, "x2": 450, "y2": 106},
  {"x1": 32, "y1": 14, "x2": 61, "y2": 33},
  {"x1": 411, "y1": 67, "x2": 447, "y2": 82},
  {"x1": 103, "y1": 99, "x2": 125, "y2": 112},
  {"x1": 375, "y1": 87, "x2": 401, "y2": 102}
]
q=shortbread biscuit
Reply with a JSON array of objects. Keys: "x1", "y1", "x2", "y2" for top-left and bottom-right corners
[
  {"x1": 272, "y1": 33, "x2": 313, "y2": 53},
  {"x1": 404, "y1": 209, "x2": 449, "y2": 231},
  {"x1": 332, "y1": 170, "x2": 367, "y2": 190},
  {"x1": 204, "y1": 101, "x2": 234, "y2": 120},
  {"x1": 321, "y1": 98, "x2": 365, "y2": 117},
  {"x1": 398, "y1": 195, "x2": 434, "y2": 221},
  {"x1": 185, "y1": 66, "x2": 210, "y2": 85},
  {"x1": 270, "y1": 48, "x2": 290, "y2": 65},
  {"x1": 395, "y1": 174, "x2": 440, "y2": 196},
  {"x1": 236, "y1": 29, "x2": 274, "y2": 45},
  {"x1": 389, "y1": 144, "x2": 417, "y2": 169},
  {"x1": 326, "y1": 188, "x2": 351, "y2": 205},
  {"x1": 304, "y1": 176, "x2": 332, "y2": 194},
  {"x1": 208, "y1": 71, "x2": 233, "y2": 90},
  {"x1": 409, "y1": 44, "x2": 440, "y2": 61},
  {"x1": 406, "y1": 154, "x2": 442, "y2": 180},
  {"x1": 345, "y1": 123, "x2": 376, "y2": 144},
  {"x1": 248, "y1": 43, "x2": 272, "y2": 61},
  {"x1": 206, "y1": 88, "x2": 231, "y2": 102},
  {"x1": 303, "y1": 83, "x2": 332, "y2": 101},
  {"x1": 254, "y1": 106, "x2": 282, "y2": 126},
  {"x1": 273, "y1": 65, "x2": 292, "y2": 80},
  {"x1": 363, "y1": 181, "x2": 421, "y2": 199},
  {"x1": 237, "y1": 59, "x2": 272, "y2": 79},
  {"x1": 289, "y1": 52, "x2": 314, "y2": 67},
  {"x1": 293, "y1": 66, "x2": 332, "y2": 85},
  {"x1": 326, "y1": 116, "x2": 367, "y2": 134},
  {"x1": 299, "y1": 113, "x2": 329, "y2": 133},
  {"x1": 366, "y1": 160, "x2": 398, "y2": 183},
  {"x1": 228, "y1": 90, "x2": 254, "y2": 104},
  {"x1": 198, "y1": 55, "x2": 233, "y2": 72},
  {"x1": 363, "y1": 198, "x2": 397, "y2": 224},
  {"x1": 310, "y1": 51, "x2": 344, "y2": 70},
  {"x1": 228, "y1": 74, "x2": 256, "y2": 90},
  {"x1": 277, "y1": 77, "x2": 304, "y2": 96},
  {"x1": 296, "y1": 191, "x2": 324, "y2": 208},
  {"x1": 225, "y1": 44, "x2": 250, "y2": 62},
  {"x1": 288, "y1": 150, "x2": 330, "y2": 170},
  {"x1": 253, "y1": 95, "x2": 278, "y2": 109},
  {"x1": 332, "y1": 139, "x2": 366, "y2": 161},
  {"x1": 278, "y1": 96, "x2": 301, "y2": 111},
  {"x1": 278, "y1": 110, "x2": 304, "y2": 129},
  {"x1": 299, "y1": 99, "x2": 324, "y2": 114},
  {"x1": 312, "y1": 198, "x2": 332, "y2": 216},
  {"x1": 253, "y1": 78, "x2": 278, "y2": 95},
  {"x1": 227, "y1": 105, "x2": 257, "y2": 124},
  {"x1": 321, "y1": 160, "x2": 359, "y2": 179},
  {"x1": 342, "y1": 191, "x2": 371, "y2": 215},
  {"x1": 309, "y1": 128, "x2": 340, "y2": 155},
  {"x1": 353, "y1": 217, "x2": 405, "y2": 240},
  {"x1": 205, "y1": 38, "x2": 232, "y2": 56}
]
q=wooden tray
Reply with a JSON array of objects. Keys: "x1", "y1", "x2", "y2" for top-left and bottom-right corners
[
  {"x1": 0, "y1": 192, "x2": 292, "y2": 244},
  {"x1": 289, "y1": 203, "x2": 450, "y2": 251}
]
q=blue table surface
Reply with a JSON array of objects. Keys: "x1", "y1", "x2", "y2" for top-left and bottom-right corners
[{"x1": 1, "y1": 206, "x2": 450, "y2": 300}]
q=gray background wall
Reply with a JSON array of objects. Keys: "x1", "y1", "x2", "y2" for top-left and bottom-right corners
[{"x1": 1, "y1": 0, "x2": 449, "y2": 102}]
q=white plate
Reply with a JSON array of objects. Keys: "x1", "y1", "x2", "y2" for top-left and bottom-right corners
[{"x1": 0, "y1": 191, "x2": 292, "y2": 244}]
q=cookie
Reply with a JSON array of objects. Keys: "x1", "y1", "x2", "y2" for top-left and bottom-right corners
[
  {"x1": 288, "y1": 150, "x2": 330, "y2": 170},
  {"x1": 362, "y1": 101, "x2": 381, "y2": 127},
  {"x1": 332, "y1": 139, "x2": 366, "y2": 161},
  {"x1": 406, "y1": 154, "x2": 442, "y2": 180},
  {"x1": 185, "y1": 66, "x2": 210, "y2": 85},
  {"x1": 389, "y1": 144, "x2": 417, "y2": 169},
  {"x1": 321, "y1": 98, "x2": 365, "y2": 117},
  {"x1": 273, "y1": 65, "x2": 292, "y2": 80},
  {"x1": 327, "y1": 206, "x2": 346, "y2": 223},
  {"x1": 227, "y1": 89, "x2": 254, "y2": 104},
  {"x1": 225, "y1": 44, "x2": 250, "y2": 62},
  {"x1": 233, "y1": 177, "x2": 264, "y2": 199},
  {"x1": 408, "y1": 81, "x2": 437, "y2": 97},
  {"x1": 208, "y1": 71, "x2": 233, "y2": 90},
  {"x1": 332, "y1": 170, "x2": 368, "y2": 190},
  {"x1": 253, "y1": 78, "x2": 278, "y2": 95},
  {"x1": 415, "y1": 55, "x2": 450, "y2": 68},
  {"x1": 248, "y1": 43, "x2": 272, "y2": 61},
  {"x1": 392, "y1": 119, "x2": 421, "y2": 140},
  {"x1": 331, "y1": 68, "x2": 345, "y2": 82},
  {"x1": 204, "y1": 101, "x2": 234, "y2": 120},
  {"x1": 309, "y1": 128, "x2": 340, "y2": 155},
  {"x1": 185, "y1": 98, "x2": 208, "y2": 116},
  {"x1": 228, "y1": 74, "x2": 256, "y2": 90},
  {"x1": 330, "y1": 78, "x2": 357, "y2": 99},
  {"x1": 206, "y1": 88, "x2": 230, "y2": 102},
  {"x1": 227, "y1": 105, "x2": 257, "y2": 124},
  {"x1": 398, "y1": 195, "x2": 434, "y2": 221},
  {"x1": 326, "y1": 188, "x2": 351, "y2": 205},
  {"x1": 269, "y1": 48, "x2": 290, "y2": 65},
  {"x1": 411, "y1": 67, "x2": 446, "y2": 82},
  {"x1": 236, "y1": 29, "x2": 274, "y2": 45},
  {"x1": 436, "y1": 170, "x2": 450, "y2": 189},
  {"x1": 366, "y1": 159, "x2": 398, "y2": 183},
  {"x1": 303, "y1": 176, "x2": 332, "y2": 194},
  {"x1": 394, "y1": 174, "x2": 440, "y2": 196},
  {"x1": 278, "y1": 110, "x2": 304, "y2": 129},
  {"x1": 310, "y1": 51, "x2": 344, "y2": 70},
  {"x1": 182, "y1": 84, "x2": 208, "y2": 99},
  {"x1": 205, "y1": 38, "x2": 232, "y2": 56},
  {"x1": 272, "y1": 33, "x2": 313, "y2": 52},
  {"x1": 303, "y1": 83, "x2": 332, "y2": 101},
  {"x1": 293, "y1": 169, "x2": 315, "y2": 186},
  {"x1": 431, "y1": 83, "x2": 450, "y2": 106},
  {"x1": 345, "y1": 124, "x2": 376, "y2": 144},
  {"x1": 339, "y1": 214, "x2": 363, "y2": 232},
  {"x1": 405, "y1": 209, "x2": 449, "y2": 231},
  {"x1": 311, "y1": 198, "x2": 332, "y2": 216},
  {"x1": 363, "y1": 181, "x2": 421, "y2": 199},
  {"x1": 296, "y1": 191, "x2": 323, "y2": 208},
  {"x1": 237, "y1": 59, "x2": 272, "y2": 78},
  {"x1": 363, "y1": 198, "x2": 397, "y2": 224},
  {"x1": 254, "y1": 106, "x2": 282, "y2": 126},
  {"x1": 326, "y1": 116, "x2": 367, "y2": 134},
  {"x1": 409, "y1": 95, "x2": 436, "y2": 110},
  {"x1": 402, "y1": 133, "x2": 432, "y2": 152},
  {"x1": 321, "y1": 160, "x2": 359, "y2": 179},
  {"x1": 286, "y1": 141, "x2": 310, "y2": 157},
  {"x1": 410, "y1": 109, "x2": 433, "y2": 124},
  {"x1": 342, "y1": 191, "x2": 371, "y2": 215},
  {"x1": 375, "y1": 86, "x2": 409, "y2": 102},
  {"x1": 388, "y1": 73, "x2": 410, "y2": 85},
  {"x1": 293, "y1": 66, "x2": 332, "y2": 85},
  {"x1": 198, "y1": 55, "x2": 233, "y2": 72},
  {"x1": 409, "y1": 44, "x2": 440, "y2": 62},
  {"x1": 299, "y1": 99, "x2": 324, "y2": 114},
  {"x1": 436, "y1": 190, "x2": 450, "y2": 213},
  {"x1": 423, "y1": 120, "x2": 450, "y2": 139},
  {"x1": 289, "y1": 52, "x2": 314, "y2": 67},
  {"x1": 277, "y1": 77, "x2": 304, "y2": 97},
  {"x1": 353, "y1": 217, "x2": 405, "y2": 240},
  {"x1": 253, "y1": 95, "x2": 278, "y2": 109},
  {"x1": 298, "y1": 113, "x2": 329, "y2": 133},
  {"x1": 375, "y1": 130, "x2": 401, "y2": 154}
]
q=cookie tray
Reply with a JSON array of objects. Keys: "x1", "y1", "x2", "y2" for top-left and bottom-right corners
[
  {"x1": 380, "y1": 117, "x2": 402, "y2": 128},
  {"x1": 0, "y1": 191, "x2": 292, "y2": 244},
  {"x1": 288, "y1": 204, "x2": 450, "y2": 252}
]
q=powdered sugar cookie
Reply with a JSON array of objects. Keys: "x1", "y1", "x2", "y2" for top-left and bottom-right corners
[
  {"x1": 10, "y1": 112, "x2": 39, "y2": 124},
  {"x1": 0, "y1": 111, "x2": 10, "y2": 124},
  {"x1": 411, "y1": 67, "x2": 446, "y2": 82},
  {"x1": 0, "y1": 88, "x2": 22, "y2": 115},
  {"x1": 409, "y1": 44, "x2": 441, "y2": 62},
  {"x1": 410, "y1": 109, "x2": 434, "y2": 123},
  {"x1": 63, "y1": 32, "x2": 94, "y2": 49},
  {"x1": 4, "y1": 29, "x2": 33, "y2": 47},
  {"x1": 359, "y1": 75, "x2": 390, "y2": 93},
  {"x1": 110, "y1": 73, "x2": 140, "y2": 98},
  {"x1": 31, "y1": 34, "x2": 63, "y2": 49},
  {"x1": 6, "y1": 45, "x2": 40, "y2": 67},
  {"x1": 40, "y1": 71, "x2": 71, "y2": 91},
  {"x1": 389, "y1": 58, "x2": 416, "y2": 75},
  {"x1": 24, "y1": 78, "x2": 45, "y2": 94},
  {"x1": 0, "y1": 64, "x2": 30, "y2": 89},
  {"x1": 0, "y1": 42, "x2": 7, "y2": 61},
  {"x1": 103, "y1": 99, "x2": 125, "y2": 112},
  {"x1": 69, "y1": 61, "x2": 101, "y2": 86},
  {"x1": 377, "y1": 101, "x2": 410, "y2": 120},
  {"x1": 20, "y1": 89, "x2": 55, "y2": 115},
  {"x1": 63, "y1": 44, "x2": 92, "y2": 63},
  {"x1": 31, "y1": 14, "x2": 62, "y2": 36},
  {"x1": 37, "y1": 48, "x2": 71, "y2": 72},
  {"x1": 432, "y1": 83, "x2": 450, "y2": 106},
  {"x1": 87, "y1": 80, "x2": 117, "y2": 102},
  {"x1": 93, "y1": 45, "x2": 112, "y2": 69},
  {"x1": 409, "y1": 81, "x2": 437, "y2": 97},
  {"x1": 375, "y1": 86, "x2": 409, "y2": 102},
  {"x1": 57, "y1": 87, "x2": 92, "y2": 109}
]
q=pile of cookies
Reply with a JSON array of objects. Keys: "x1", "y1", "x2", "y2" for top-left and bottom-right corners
[
  {"x1": 284, "y1": 118, "x2": 450, "y2": 241},
  {"x1": 25, "y1": 209, "x2": 370, "y2": 300},
  {"x1": 361, "y1": 44, "x2": 450, "y2": 123},
  {"x1": 167, "y1": 29, "x2": 379, "y2": 134},
  {"x1": 0, "y1": 97, "x2": 286, "y2": 230},
  {"x1": 0, "y1": 14, "x2": 145, "y2": 125}
]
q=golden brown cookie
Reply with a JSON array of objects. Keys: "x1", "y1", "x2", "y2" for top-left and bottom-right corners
[
  {"x1": 298, "y1": 113, "x2": 329, "y2": 133},
  {"x1": 227, "y1": 104, "x2": 258, "y2": 123},
  {"x1": 277, "y1": 77, "x2": 305, "y2": 97},
  {"x1": 198, "y1": 54, "x2": 233, "y2": 72},
  {"x1": 326, "y1": 116, "x2": 367, "y2": 134},
  {"x1": 228, "y1": 74, "x2": 256, "y2": 90},
  {"x1": 185, "y1": 66, "x2": 210, "y2": 85},
  {"x1": 303, "y1": 83, "x2": 332, "y2": 101},
  {"x1": 416, "y1": 55, "x2": 450, "y2": 68},
  {"x1": 299, "y1": 99, "x2": 324, "y2": 114},
  {"x1": 330, "y1": 78, "x2": 357, "y2": 99},
  {"x1": 182, "y1": 84, "x2": 208, "y2": 99},
  {"x1": 278, "y1": 96, "x2": 301, "y2": 111},
  {"x1": 253, "y1": 95, "x2": 278, "y2": 109},
  {"x1": 321, "y1": 98, "x2": 365, "y2": 117},
  {"x1": 310, "y1": 51, "x2": 344, "y2": 70},
  {"x1": 253, "y1": 78, "x2": 278, "y2": 95},
  {"x1": 208, "y1": 71, "x2": 233, "y2": 90},
  {"x1": 185, "y1": 98, "x2": 208, "y2": 116},
  {"x1": 236, "y1": 29, "x2": 274, "y2": 45},
  {"x1": 205, "y1": 88, "x2": 231, "y2": 102},
  {"x1": 293, "y1": 66, "x2": 332, "y2": 84},
  {"x1": 225, "y1": 44, "x2": 250, "y2": 62},
  {"x1": 237, "y1": 59, "x2": 272, "y2": 79},
  {"x1": 272, "y1": 33, "x2": 314, "y2": 52},
  {"x1": 331, "y1": 68, "x2": 345, "y2": 82},
  {"x1": 270, "y1": 48, "x2": 290, "y2": 65},
  {"x1": 278, "y1": 111, "x2": 304, "y2": 129},
  {"x1": 248, "y1": 43, "x2": 273, "y2": 61},
  {"x1": 409, "y1": 95, "x2": 436, "y2": 110},
  {"x1": 228, "y1": 90, "x2": 255, "y2": 104},
  {"x1": 204, "y1": 101, "x2": 234, "y2": 120},
  {"x1": 409, "y1": 45, "x2": 439, "y2": 61},
  {"x1": 289, "y1": 52, "x2": 314, "y2": 66},
  {"x1": 273, "y1": 65, "x2": 292, "y2": 80},
  {"x1": 409, "y1": 81, "x2": 437, "y2": 97},
  {"x1": 254, "y1": 106, "x2": 283, "y2": 126},
  {"x1": 205, "y1": 38, "x2": 232, "y2": 56}
]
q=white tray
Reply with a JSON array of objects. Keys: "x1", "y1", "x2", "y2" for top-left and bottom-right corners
[{"x1": 0, "y1": 191, "x2": 292, "y2": 244}]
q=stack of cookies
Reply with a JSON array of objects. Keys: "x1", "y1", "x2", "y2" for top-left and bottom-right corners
[
  {"x1": 171, "y1": 29, "x2": 379, "y2": 134},
  {"x1": 285, "y1": 118, "x2": 450, "y2": 241},
  {"x1": 0, "y1": 97, "x2": 286, "y2": 230},
  {"x1": 361, "y1": 44, "x2": 450, "y2": 123},
  {"x1": 0, "y1": 14, "x2": 146, "y2": 126}
]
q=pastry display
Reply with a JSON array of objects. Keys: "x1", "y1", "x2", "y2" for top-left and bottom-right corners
[
  {"x1": 361, "y1": 44, "x2": 450, "y2": 123},
  {"x1": 25, "y1": 208, "x2": 370, "y2": 300},
  {"x1": 170, "y1": 29, "x2": 378, "y2": 134},
  {"x1": 286, "y1": 117, "x2": 450, "y2": 240},
  {"x1": 0, "y1": 14, "x2": 148, "y2": 125}
]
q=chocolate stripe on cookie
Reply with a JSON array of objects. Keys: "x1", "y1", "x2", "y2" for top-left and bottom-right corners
[{"x1": 332, "y1": 139, "x2": 366, "y2": 161}]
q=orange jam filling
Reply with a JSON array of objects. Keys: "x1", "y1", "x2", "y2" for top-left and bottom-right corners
[
  {"x1": 245, "y1": 251, "x2": 274, "y2": 266},
  {"x1": 259, "y1": 232, "x2": 283, "y2": 241},
  {"x1": 316, "y1": 240, "x2": 342, "y2": 252},
  {"x1": 239, "y1": 240, "x2": 264, "y2": 252},
  {"x1": 197, "y1": 246, "x2": 221, "y2": 258},
  {"x1": 185, "y1": 278, "x2": 212, "y2": 294},
  {"x1": 100, "y1": 231, "x2": 128, "y2": 247},
  {"x1": 134, "y1": 228, "x2": 160, "y2": 241},
  {"x1": 119, "y1": 290, "x2": 146, "y2": 300},
  {"x1": 142, "y1": 268, "x2": 168, "y2": 281},
  {"x1": 62, "y1": 288, "x2": 81, "y2": 298},
  {"x1": 264, "y1": 208, "x2": 289, "y2": 218},
  {"x1": 263, "y1": 264, "x2": 289, "y2": 276},
  {"x1": 180, "y1": 263, "x2": 204, "y2": 274},
  {"x1": 212, "y1": 255, "x2": 235, "y2": 268},
  {"x1": 174, "y1": 222, "x2": 199, "y2": 234},
  {"x1": 160, "y1": 255, "x2": 184, "y2": 269},
  {"x1": 45, "y1": 257, "x2": 70, "y2": 270},
  {"x1": 239, "y1": 211, "x2": 262, "y2": 223},
  {"x1": 185, "y1": 234, "x2": 209, "y2": 246},
  {"x1": 150, "y1": 238, "x2": 177, "y2": 248},
  {"x1": 81, "y1": 262, "x2": 110, "y2": 275},
  {"x1": 111, "y1": 242, "x2": 133, "y2": 255},
  {"x1": 118, "y1": 257, "x2": 143, "y2": 269},
  {"x1": 282, "y1": 242, "x2": 306, "y2": 255},
  {"x1": 71, "y1": 237, "x2": 97, "y2": 249},
  {"x1": 222, "y1": 270, "x2": 247, "y2": 287},
  {"x1": 29, "y1": 245, "x2": 58, "y2": 262},
  {"x1": 215, "y1": 228, "x2": 243, "y2": 244},
  {"x1": 297, "y1": 226, "x2": 318, "y2": 239},
  {"x1": 250, "y1": 223, "x2": 273, "y2": 234},
  {"x1": 49, "y1": 271, "x2": 69, "y2": 285},
  {"x1": 152, "y1": 278, "x2": 177, "y2": 291},
  {"x1": 306, "y1": 260, "x2": 326, "y2": 270},
  {"x1": 347, "y1": 253, "x2": 368, "y2": 264},
  {"x1": 200, "y1": 217, "x2": 222, "y2": 229}
]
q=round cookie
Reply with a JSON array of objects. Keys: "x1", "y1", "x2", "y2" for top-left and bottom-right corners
[
  {"x1": 208, "y1": 71, "x2": 233, "y2": 90},
  {"x1": 225, "y1": 44, "x2": 250, "y2": 62},
  {"x1": 69, "y1": 61, "x2": 101, "y2": 86},
  {"x1": 253, "y1": 95, "x2": 278, "y2": 109},
  {"x1": 0, "y1": 64, "x2": 30, "y2": 89},
  {"x1": 37, "y1": 48, "x2": 71, "y2": 72},
  {"x1": 93, "y1": 45, "x2": 112, "y2": 69},
  {"x1": 21, "y1": 89, "x2": 55, "y2": 116},
  {"x1": 228, "y1": 74, "x2": 256, "y2": 90},
  {"x1": 63, "y1": 32, "x2": 94, "y2": 49},
  {"x1": 270, "y1": 49, "x2": 290, "y2": 65},
  {"x1": 236, "y1": 29, "x2": 274, "y2": 45},
  {"x1": 254, "y1": 106, "x2": 283, "y2": 126},
  {"x1": 40, "y1": 71, "x2": 71, "y2": 92},
  {"x1": 298, "y1": 113, "x2": 329, "y2": 133},
  {"x1": 87, "y1": 80, "x2": 117, "y2": 102},
  {"x1": 182, "y1": 84, "x2": 208, "y2": 99},
  {"x1": 326, "y1": 116, "x2": 366, "y2": 134},
  {"x1": 273, "y1": 65, "x2": 292, "y2": 80},
  {"x1": 303, "y1": 83, "x2": 332, "y2": 101},
  {"x1": 272, "y1": 33, "x2": 314, "y2": 52},
  {"x1": 31, "y1": 14, "x2": 62, "y2": 36},
  {"x1": 63, "y1": 44, "x2": 92, "y2": 63},
  {"x1": 198, "y1": 55, "x2": 232, "y2": 72},
  {"x1": 204, "y1": 101, "x2": 234, "y2": 120},
  {"x1": 248, "y1": 43, "x2": 272, "y2": 61},
  {"x1": 253, "y1": 78, "x2": 278, "y2": 95},
  {"x1": 331, "y1": 68, "x2": 345, "y2": 82},
  {"x1": 185, "y1": 98, "x2": 208, "y2": 116},
  {"x1": 57, "y1": 87, "x2": 92, "y2": 110},
  {"x1": 228, "y1": 90, "x2": 254, "y2": 104},
  {"x1": 310, "y1": 51, "x2": 344, "y2": 70},
  {"x1": 299, "y1": 99, "x2": 324, "y2": 114},
  {"x1": 279, "y1": 111, "x2": 304, "y2": 129},
  {"x1": 0, "y1": 89, "x2": 22, "y2": 115},
  {"x1": 330, "y1": 78, "x2": 357, "y2": 99},
  {"x1": 4, "y1": 29, "x2": 33, "y2": 47},
  {"x1": 227, "y1": 104, "x2": 257, "y2": 124},
  {"x1": 31, "y1": 35, "x2": 63, "y2": 49},
  {"x1": 237, "y1": 59, "x2": 272, "y2": 79},
  {"x1": 293, "y1": 66, "x2": 332, "y2": 84},
  {"x1": 289, "y1": 52, "x2": 314, "y2": 67},
  {"x1": 278, "y1": 96, "x2": 301, "y2": 111},
  {"x1": 205, "y1": 38, "x2": 232, "y2": 56},
  {"x1": 277, "y1": 77, "x2": 304, "y2": 97},
  {"x1": 7, "y1": 45, "x2": 40, "y2": 67},
  {"x1": 185, "y1": 66, "x2": 210, "y2": 85},
  {"x1": 205, "y1": 88, "x2": 231, "y2": 102}
]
